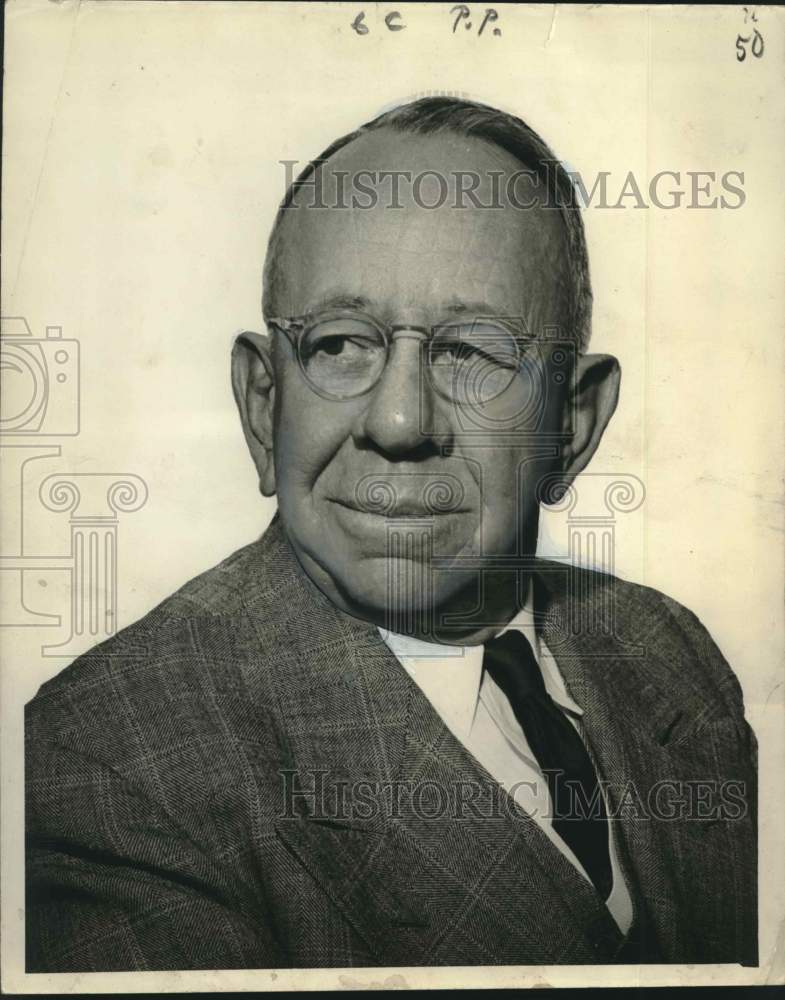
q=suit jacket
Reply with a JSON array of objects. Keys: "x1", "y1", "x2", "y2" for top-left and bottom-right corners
[{"x1": 25, "y1": 514, "x2": 757, "y2": 971}]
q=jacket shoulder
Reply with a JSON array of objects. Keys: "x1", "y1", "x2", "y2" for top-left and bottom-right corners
[
  {"x1": 25, "y1": 533, "x2": 276, "y2": 768},
  {"x1": 538, "y1": 559, "x2": 749, "y2": 723}
]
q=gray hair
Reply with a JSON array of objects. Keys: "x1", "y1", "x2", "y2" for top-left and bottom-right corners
[{"x1": 263, "y1": 97, "x2": 592, "y2": 352}]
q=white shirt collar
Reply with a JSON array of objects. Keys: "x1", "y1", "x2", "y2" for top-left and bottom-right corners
[{"x1": 379, "y1": 583, "x2": 583, "y2": 744}]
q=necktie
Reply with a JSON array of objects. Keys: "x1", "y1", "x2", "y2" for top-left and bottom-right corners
[{"x1": 482, "y1": 630, "x2": 613, "y2": 900}]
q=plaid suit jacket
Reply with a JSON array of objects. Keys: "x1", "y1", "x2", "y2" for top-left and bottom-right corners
[{"x1": 25, "y1": 515, "x2": 757, "y2": 971}]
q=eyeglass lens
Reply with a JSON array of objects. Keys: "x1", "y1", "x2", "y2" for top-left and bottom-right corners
[{"x1": 299, "y1": 316, "x2": 522, "y2": 403}]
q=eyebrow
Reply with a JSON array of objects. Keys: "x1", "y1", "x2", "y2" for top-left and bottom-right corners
[
  {"x1": 303, "y1": 295, "x2": 514, "y2": 320},
  {"x1": 306, "y1": 293, "x2": 371, "y2": 313},
  {"x1": 441, "y1": 299, "x2": 510, "y2": 318},
  {"x1": 280, "y1": 297, "x2": 534, "y2": 344}
]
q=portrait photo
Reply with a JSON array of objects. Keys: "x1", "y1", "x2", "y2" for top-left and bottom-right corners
[{"x1": 2, "y1": 1, "x2": 783, "y2": 992}]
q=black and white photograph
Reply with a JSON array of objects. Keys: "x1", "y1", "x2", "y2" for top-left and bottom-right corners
[{"x1": 1, "y1": 1, "x2": 783, "y2": 991}]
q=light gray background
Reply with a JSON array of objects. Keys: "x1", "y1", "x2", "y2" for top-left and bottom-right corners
[{"x1": 2, "y1": 1, "x2": 784, "y2": 990}]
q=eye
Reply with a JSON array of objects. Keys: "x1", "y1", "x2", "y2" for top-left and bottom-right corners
[
  {"x1": 312, "y1": 335, "x2": 372, "y2": 358},
  {"x1": 429, "y1": 335, "x2": 518, "y2": 371},
  {"x1": 306, "y1": 335, "x2": 383, "y2": 374},
  {"x1": 427, "y1": 322, "x2": 523, "y2": 404},
  {"x1": 302, "y1": 317, "x2": 384, "y2": 366},
  {"x1": 315, "y1": 336, "x2": 343, "y2": 357}
]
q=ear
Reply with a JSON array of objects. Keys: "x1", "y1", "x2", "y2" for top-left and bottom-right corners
[
  {"x1": 559, "y1": 353, "x2": 621, "y2": 483},
  {"x1": 231, "y1": 331, "x2": 277, "y2": 496}
]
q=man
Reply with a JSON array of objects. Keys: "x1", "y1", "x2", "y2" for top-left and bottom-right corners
[{"x1": 25, "y1": 97, "x2": 757, "y2": 971}]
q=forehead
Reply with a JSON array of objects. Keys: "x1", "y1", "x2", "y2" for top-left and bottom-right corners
[{"x1": 273, "y1": 129, "x2": 570, "y2": 327}]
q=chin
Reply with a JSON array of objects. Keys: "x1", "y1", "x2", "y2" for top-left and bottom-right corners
[{"x1": 330, "y1": 553, "x2": 478, "y2": 627}]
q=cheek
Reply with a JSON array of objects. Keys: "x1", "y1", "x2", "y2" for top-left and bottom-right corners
[
  {"x1": 470, "y1": 451, "x2": 547, "y2": 545},
  {"x1": 477, "y1": 458, "x2": 538, "y2": 510},
  {"x1": 273, "y1": 377, "x2": 355, "y2": 491}
]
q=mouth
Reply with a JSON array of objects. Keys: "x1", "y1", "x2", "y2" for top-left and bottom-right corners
[{"x1": 327, "y1": 497, "x2": 470, "y2": 519}]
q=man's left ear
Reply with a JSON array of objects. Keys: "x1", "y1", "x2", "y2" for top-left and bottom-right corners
[{"x1": 559, "y1": 354, "x2": 621, "y2": 482}]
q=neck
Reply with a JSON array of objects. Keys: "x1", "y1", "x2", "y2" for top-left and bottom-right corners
[{"x1": 339, "y1": 567, "x2": 532, "y2": 647}]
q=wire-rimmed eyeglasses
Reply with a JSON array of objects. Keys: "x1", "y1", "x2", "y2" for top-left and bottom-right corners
[{"x1": 266, "y1": 309, "x2": 538, "y2": 404}]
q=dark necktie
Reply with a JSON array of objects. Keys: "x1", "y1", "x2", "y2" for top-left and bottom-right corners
[{"x1": 482, "y1": 630, "x2": 612, "y2": 900}]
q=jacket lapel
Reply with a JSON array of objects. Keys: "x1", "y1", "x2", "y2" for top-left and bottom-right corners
[
  {"x1": 533, "y1": 559, "x2": 755, "y2": 963},
  {"x1": 392, "y1": 672, "x2": 628, "y2": 964},
  {"x1": 242, "y1": 523, "x2": 631, "y2": 965}
]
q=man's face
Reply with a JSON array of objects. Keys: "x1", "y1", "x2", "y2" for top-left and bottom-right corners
[{"x1": 262, "y1": 130, "x2": 575, "y2": 636}]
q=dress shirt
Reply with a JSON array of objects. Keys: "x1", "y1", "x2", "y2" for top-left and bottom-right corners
[{"x1": 379, "y1": 592, "x2": 634, "y2": 936}]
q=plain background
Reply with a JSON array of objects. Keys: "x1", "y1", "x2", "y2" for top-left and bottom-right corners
[{"x1": 2, "y1": 1, "x2": 784, "y2": 990}]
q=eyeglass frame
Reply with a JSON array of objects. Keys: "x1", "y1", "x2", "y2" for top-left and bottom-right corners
[{"x1": 265, "y1": 309, "x2": 546, "y2": 403}]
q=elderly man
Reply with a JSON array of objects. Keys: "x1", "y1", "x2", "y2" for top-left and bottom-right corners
[{"x1": 26, "y1": 98, "x2": 756, "y2": 971}]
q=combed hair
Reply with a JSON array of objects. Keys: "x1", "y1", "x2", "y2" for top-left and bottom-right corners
[{"x1": 263, "y1": 97, "x2": 592, "y2": 352}]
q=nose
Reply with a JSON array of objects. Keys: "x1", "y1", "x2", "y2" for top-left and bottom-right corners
[{"x1": 354, "y1": 331, "x2": 443, "y2": 455}]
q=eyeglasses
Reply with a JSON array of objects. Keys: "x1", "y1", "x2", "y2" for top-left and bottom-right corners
[{"x1": 266, "y1": 309, "x2": 540, "y2": 404}]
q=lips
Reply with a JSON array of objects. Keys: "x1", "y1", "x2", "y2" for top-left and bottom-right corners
[
  {"x1": 328, "y1": 496, "x2": 468, "y2": 518},
  {"x1": 323, "y1": 470, "x2": 471, "y2": 520}
]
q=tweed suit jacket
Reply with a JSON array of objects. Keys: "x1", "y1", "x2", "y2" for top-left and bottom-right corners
[{"x1": 25, "y1": 515, "x2": 757, "y2": 971}]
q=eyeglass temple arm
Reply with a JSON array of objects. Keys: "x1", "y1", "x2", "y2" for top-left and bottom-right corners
[{"x1": 266, "y1": 317, "x2": 302, "y2": 348}]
